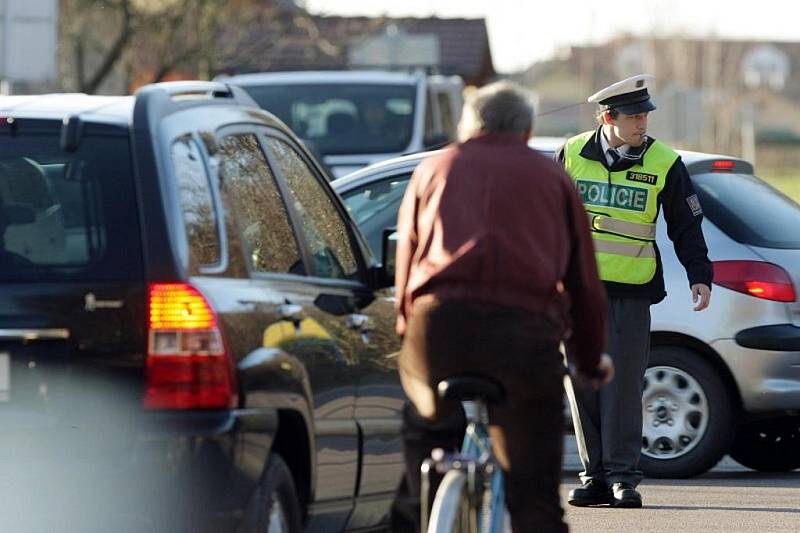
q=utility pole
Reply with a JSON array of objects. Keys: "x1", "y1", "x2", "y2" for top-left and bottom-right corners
[
  {"x1": 0, "y1": 0, "x2": 58, "y2": 95},
  {"x1": 1, "y1": 0, "x2": 10, "y2": 95}
]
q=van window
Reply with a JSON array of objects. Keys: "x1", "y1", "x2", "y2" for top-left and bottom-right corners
[
  {"x1": 266, "y1": 138, "x2": 360, "y2": 281},
  {"x1": 0, "y1": 130, "x2": 142, "y2": 280},
  {"x1": 424, "y1": 91, "x2": 437, "y2": 139},
  {"x1": 242, "y1": 84, "x2": 416, "y2": 155},
  {"x1": 437, "y1": 92, "x2": 455, "y2": 137},
  {"x1": 171, "y1": 136, "x2": 221, "y2": 267},
  {"x1": 217, "y1": 134, "x2": 305, "y2": 275}
]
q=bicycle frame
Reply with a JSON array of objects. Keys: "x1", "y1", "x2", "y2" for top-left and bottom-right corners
[
  {"x1": 422, "y1": 399, "x2": 506, "y2": 533},
  {"x1": 461, "y1": 401, "x2": 505, "y2": 533}
]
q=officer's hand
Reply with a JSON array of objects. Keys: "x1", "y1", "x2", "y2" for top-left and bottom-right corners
[{"x1": 691, "y1": 283, "x2": 711, "y2": 311}]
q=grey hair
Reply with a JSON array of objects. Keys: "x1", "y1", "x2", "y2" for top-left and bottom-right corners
[{"x1": 457, "y1": 81, "x2": 534, "y2": 141}]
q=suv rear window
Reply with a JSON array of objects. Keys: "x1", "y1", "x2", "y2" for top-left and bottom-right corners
[
  {"x1": 692, "y1": 172, "x2": 800, "y2": 249},
  {"x1": 0, "y1": 129, "x2": 142, "y2": 280}
]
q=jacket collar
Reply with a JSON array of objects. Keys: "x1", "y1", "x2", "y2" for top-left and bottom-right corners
[
  {"x1": 466, "y1": 130, "x2": 529, "y2": 146},
  {"x1": 578, "y1": 127, "x2": 655, "y2": 170}
]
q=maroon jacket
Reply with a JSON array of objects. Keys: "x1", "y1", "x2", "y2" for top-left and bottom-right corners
[{"x1": 394, "y1": 132, "x2": 606, "y2": 372}]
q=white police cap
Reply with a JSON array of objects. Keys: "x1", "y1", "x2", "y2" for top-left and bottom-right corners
[{"x1": 587, "y1": 74, "x2": 656, "y2": 114}]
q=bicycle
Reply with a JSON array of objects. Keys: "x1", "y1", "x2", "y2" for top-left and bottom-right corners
[{"x1": 421, "y1": 374, "x2": 509, "y2": 533}]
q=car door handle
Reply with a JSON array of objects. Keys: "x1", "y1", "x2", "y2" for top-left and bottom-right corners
[
  {"x1": 347, "y1": 314, "x2": 373, "y2": 344},
  {"x1": 346, "y1": 314, "x2": 372, "y2": 331},
  {"x1": 278, "y1": 304, "x2": 305, "y2": 323}
]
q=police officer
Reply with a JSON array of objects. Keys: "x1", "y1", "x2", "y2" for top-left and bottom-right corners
[{"x1": 555, "y1": 74, "x2": 713, "y2": 508}]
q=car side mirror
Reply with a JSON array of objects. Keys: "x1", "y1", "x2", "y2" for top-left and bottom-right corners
[{"x1": 381, "y1": 227, "x2": 397, "y2": 285}]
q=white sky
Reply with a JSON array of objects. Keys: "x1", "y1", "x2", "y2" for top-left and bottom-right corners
[{"x1": 303, "y1": 0, "x2": 800, "y2": 73}]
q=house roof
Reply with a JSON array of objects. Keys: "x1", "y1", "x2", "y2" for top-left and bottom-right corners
[{"x1": 224, "y1": 15, "x2": 495, "y2": 87}]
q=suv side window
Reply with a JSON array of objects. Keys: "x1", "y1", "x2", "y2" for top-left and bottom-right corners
[
  {"x1": 217, "y1": 133, "x2": 305, "y2": 275},
  {"x1": 265, "y1": 137, "x2": 360, "y2": 281},
  {"x1": 171, "y1": 135, "x2": 221, "y2": 267}
]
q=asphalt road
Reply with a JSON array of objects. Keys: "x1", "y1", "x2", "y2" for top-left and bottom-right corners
[{"x1": 560, "y1": 436, "x2": 800, "y2": 532}]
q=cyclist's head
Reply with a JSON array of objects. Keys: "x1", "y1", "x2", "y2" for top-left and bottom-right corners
[{"x1": 457, "y1": 81, "x2": 534, "y2": 142}]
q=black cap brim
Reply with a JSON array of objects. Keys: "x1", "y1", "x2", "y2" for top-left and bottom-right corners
[{"x1": 612, "y1": 98, "x2": 656, "y2": 115}]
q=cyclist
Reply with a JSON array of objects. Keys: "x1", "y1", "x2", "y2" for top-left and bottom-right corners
[{"x1": 391, "y1": 81, "x2": 614, "y2": 533}]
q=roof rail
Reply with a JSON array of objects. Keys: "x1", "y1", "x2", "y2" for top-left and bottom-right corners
[
  {"x1": 132, "y1": 79, "x2": 259, "y2": 140},
  {"x1": 133, "y1": 80, "x2": 258, "y2": 124},
  {"x1": 143, "y1": 80, "x2": 234, "y2": 99}
]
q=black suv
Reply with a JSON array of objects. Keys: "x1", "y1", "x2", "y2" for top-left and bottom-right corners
[{"x1": 0, "y1": 82, "x2": 403, "y2": 532}]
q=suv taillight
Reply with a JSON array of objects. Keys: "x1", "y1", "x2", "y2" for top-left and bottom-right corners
[
  {"x1": 144, "y1": 283, "x2": 238, "y2": 409},
  {"x1": 713, "y1": 260, "x2": 796, "y2": 303}
]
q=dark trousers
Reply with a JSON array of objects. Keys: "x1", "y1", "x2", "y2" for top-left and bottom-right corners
[
  {"x1": 566, "y1": 296, "x2": 651, "y2": 487},
  {"x1": 391, "y1": 298, "x2": 569, "y2": 533}
]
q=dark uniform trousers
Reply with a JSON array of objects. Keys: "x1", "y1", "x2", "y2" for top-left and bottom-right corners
[
  {"x1": 566, "y1": 296, "x2": 651, "y2": 487},
  {"x1": 391, "y1": 298, "x2": 569, "y2": 533}
]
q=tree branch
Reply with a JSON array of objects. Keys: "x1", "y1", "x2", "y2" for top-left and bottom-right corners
[{"x1": 82, "y1": 0, "x2": 134, "y2": 93}]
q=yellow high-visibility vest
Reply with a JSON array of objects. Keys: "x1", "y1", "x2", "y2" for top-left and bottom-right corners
[{"x1": 564, "y1": 131, "x2": 678, "y2": 284}]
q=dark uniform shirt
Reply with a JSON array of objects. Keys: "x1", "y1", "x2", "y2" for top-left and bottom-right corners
[{"x1": 555, "y1": 127, "x2": 713, "y2": 304}]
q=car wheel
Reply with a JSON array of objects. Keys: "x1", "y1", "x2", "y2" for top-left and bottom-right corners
[
  {"x1": 730, "y1": 416, "x2": 800, "y2": 472},
  {"x1": 260, "y1": 454, "x2": 303, "y2": 533},
  {"x1": 639, "y1": 346, "x2": 735, "y2": 478}
]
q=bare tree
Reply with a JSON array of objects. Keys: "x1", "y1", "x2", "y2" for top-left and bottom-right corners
[
  {"x1": 60, "y1": 0, "x2": 136, "y2": 94},
  {"x1": 59, "y1": 0, "x2": 330, "y2": 94}
]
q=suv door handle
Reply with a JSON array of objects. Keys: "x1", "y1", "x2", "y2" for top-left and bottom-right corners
[{"x1": 278, "y1": 304, "x2": 305, "y2": 322}]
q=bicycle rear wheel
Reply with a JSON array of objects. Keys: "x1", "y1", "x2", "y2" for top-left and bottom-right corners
[{"x1": 427, "y1": 470, "x2": 475, "y2": 533}]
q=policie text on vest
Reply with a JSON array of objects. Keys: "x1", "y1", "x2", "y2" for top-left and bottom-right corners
[{"x1": 575, "y1": 179, "x2": 649, "y2": 212}]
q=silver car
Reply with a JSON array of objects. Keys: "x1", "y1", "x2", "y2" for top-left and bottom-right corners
[{"x1": 332, "y1": 145, "x2": 800, "y2": 477}]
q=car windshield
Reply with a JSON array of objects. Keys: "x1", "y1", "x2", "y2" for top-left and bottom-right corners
[
  {"x1": 340, "y1": 173, "x2": 412, "y2": 255},
  {"x1": 0, "y1": 127, "x2": 142, "y2": 280},
  {"x1": 241, "y1": 83, "x2": 416, "y2": 155},
  {"x1": 339, "y1": 147, "x2": 557, "y2": 256},
  {"x1": 692, "y1": 172, "x2": 800, "y2": 249}
]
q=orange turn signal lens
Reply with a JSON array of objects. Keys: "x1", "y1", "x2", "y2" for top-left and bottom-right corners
[{"x1": 149, "y1": 283, "x2": 217, "y2": 330}]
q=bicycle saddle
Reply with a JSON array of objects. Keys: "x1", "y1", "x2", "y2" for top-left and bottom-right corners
[{"x1": 437, "y1": 375, "x2": 506, "y2": 405}]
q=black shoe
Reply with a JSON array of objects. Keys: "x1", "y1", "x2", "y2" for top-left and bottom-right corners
[
  {"x1": 567, "y1": 479, "x2": 611, "y2": 507},
  {"x1": 610, "y1": 482, "x2": 642, "y2": 508}
]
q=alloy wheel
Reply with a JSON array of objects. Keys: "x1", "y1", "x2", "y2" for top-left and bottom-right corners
[{"x1": 641, "y1": 365, "x2": 709, "y2": 460}]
